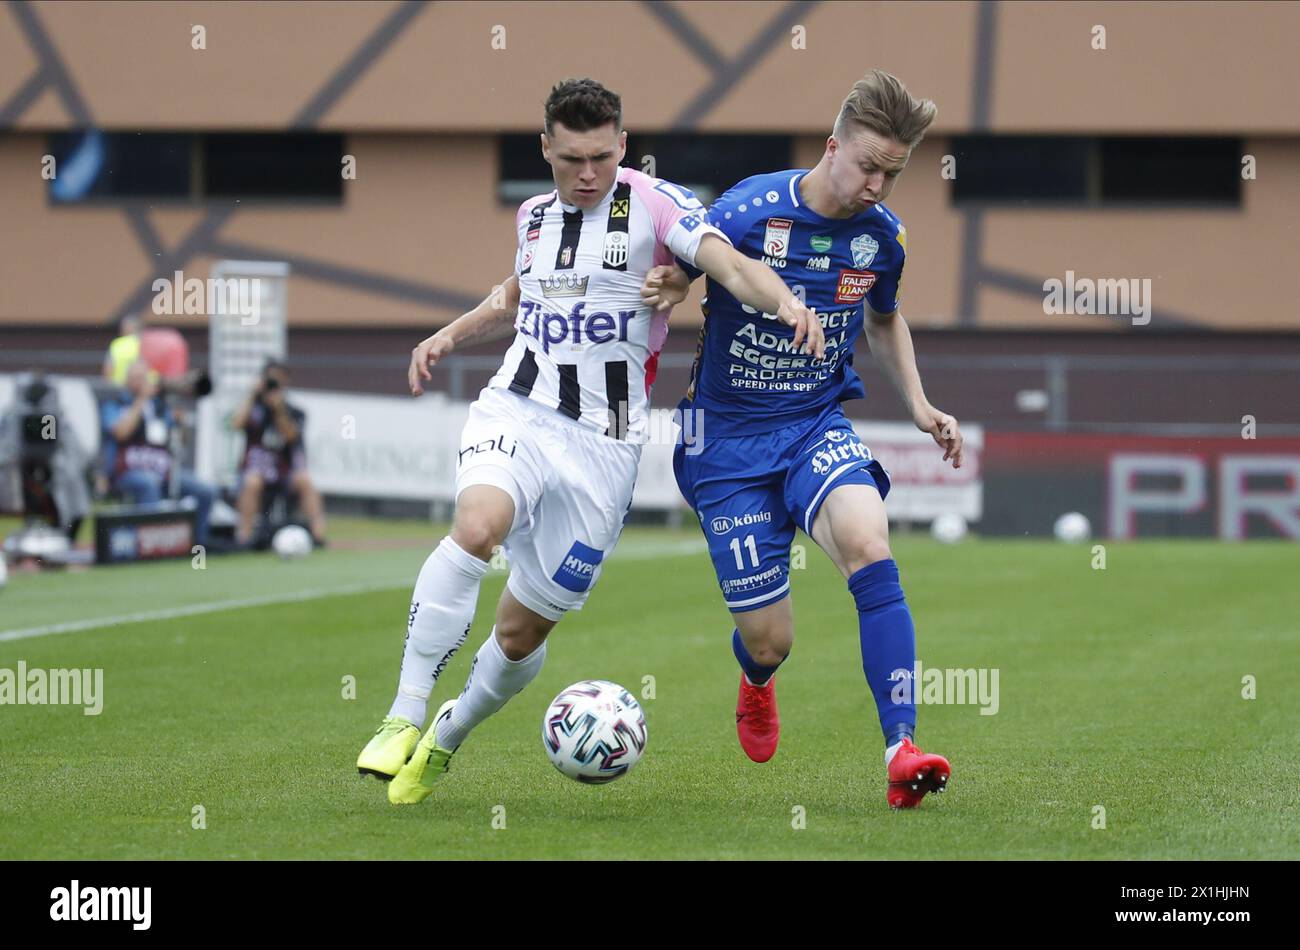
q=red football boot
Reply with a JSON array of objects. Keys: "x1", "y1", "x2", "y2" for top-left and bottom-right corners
[
  {"x1": 735, "y1": 674, "x2": 780, "y2": 762},
  {"x1": 886, "y1": 736, "x2": 950, "y2": 809}
]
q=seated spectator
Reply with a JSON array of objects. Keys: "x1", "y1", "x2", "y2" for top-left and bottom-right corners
[
  {"x1": 231, "y1": 360, "x2": 326, "y2": 547},
  {"x1": 100, "y1": 360, "x2": 215, "y2": 546}
]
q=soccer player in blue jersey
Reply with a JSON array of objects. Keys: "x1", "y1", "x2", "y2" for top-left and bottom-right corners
[{"x1": 647, "y1": 70, "x2": 962, "y2": 808}]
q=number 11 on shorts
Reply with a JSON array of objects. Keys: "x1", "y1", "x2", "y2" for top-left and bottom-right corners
[{"x1": 730, "y1": 534, "x2": 759, "y2": 570}]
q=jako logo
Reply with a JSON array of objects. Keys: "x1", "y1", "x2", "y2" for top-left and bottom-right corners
[
  {"x1": 710, "y1": 512, "x2": 773, "y2": 535},
  {"x1": 50, "y1": 880, "x2": 151, "y2": 930}
]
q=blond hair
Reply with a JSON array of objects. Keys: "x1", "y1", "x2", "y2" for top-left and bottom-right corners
[{"x1": 834, "y1": 69, "x2": 936, "y2": 148}]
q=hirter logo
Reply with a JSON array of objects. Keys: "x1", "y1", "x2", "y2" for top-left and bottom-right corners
[
  {"x1": 835, "y1": 269, "x2": 877, "y2": 303},
  {"x1": 763, "y1": 218, "x2": 792, "y2": 259}
]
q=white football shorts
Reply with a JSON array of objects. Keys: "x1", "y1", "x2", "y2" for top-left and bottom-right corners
[{"x1": 455, "y1": 386, "x2": 641, "y2": 621}]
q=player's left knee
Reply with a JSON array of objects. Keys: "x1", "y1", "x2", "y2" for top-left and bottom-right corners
[
  {"x1": 845, "y1": 536, "x2": 892, "y2": 575},
  {"x1": 495, "y1": 620, "x2": 549, "y2": 661}
]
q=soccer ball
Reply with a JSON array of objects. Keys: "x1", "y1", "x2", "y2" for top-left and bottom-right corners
[
  {"x1": 1053, "y1": 512, "x2": 1091, "y2": 543},
  {"x1": 930, "y1": 512, "x2": 968, "y2": 544},
  {"x1": 271, "y1": 524, "x2": 313, "y2": 560},
  {"x1": 542, "y1": 680, "x2": 647, "y2": 784}
]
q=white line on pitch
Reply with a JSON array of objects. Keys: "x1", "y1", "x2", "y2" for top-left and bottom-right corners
[{"x1": 0, "y1": 539, "x2": 705, "y2": 642}]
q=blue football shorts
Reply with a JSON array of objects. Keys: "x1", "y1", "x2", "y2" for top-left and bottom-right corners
[{"x1": 673, "y1": 400, "x2": 890, "y2": 612}]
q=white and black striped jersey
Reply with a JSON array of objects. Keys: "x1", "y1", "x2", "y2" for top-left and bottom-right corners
[{"x1": 487, "y1": 166, "x2": 726, "y2": 443}]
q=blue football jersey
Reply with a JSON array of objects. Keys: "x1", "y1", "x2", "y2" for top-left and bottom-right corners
[{"x1": 682, "y1": 170, "x2": 907, "y2": 436}]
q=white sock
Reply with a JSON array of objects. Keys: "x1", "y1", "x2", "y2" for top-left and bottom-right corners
[
  {"x1": 885, "y1": 739, "x2": 906, "y2": 768},
  {"x1": 388, "y1": 537, "x2": 489, "y2": 727},
  {"x1": 436, "y1": 630, "x2": 547, "y2": 750}
]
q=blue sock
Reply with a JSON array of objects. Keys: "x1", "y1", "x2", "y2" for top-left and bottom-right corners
[
  {"x1": 848, "y1": 559, "x2": 916, "y2": 745},
  {"x1": 732, "y1": 629, "x2": 782, "y2": 685}
]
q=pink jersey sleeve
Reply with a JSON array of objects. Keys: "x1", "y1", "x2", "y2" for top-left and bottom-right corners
[
  {"x1": 513, "y1": 192, "x2": 555, "y2": 275},
  {"x1": 515, "y1": 193, "x2": 551, "y2": 230},
  {"x1": 623, "y1": 168, "x2": 728, "y2": 268}
]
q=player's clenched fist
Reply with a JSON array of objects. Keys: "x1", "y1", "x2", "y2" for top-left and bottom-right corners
[
  {"x1": 776, "y1": 298, "x2": 825, "y2": 360},
  {"x1": 640, "y1": 264, "x2": 690, "y2": 311},
  {"x1": 408, "y1": 331, "x2": 455, "y2": 396}
]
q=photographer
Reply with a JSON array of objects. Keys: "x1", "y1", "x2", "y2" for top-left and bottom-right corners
[
  {"x1": 230, "y1": 360, "x2": 326, "y2": 547},
  {"x1": 101, "y1": 360, "x2": 215, "y2": 546},
  {"x1": 0, "y1": 372, "x2": 92, "y2": 541}
]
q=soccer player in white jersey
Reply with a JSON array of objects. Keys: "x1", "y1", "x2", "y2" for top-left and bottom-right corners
[{"x1": 357, "y1": 78, "x2": 823, "y2": 804}]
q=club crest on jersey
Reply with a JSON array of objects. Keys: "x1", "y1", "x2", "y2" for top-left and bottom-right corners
[
  {"x1": 851, "y1": 234, "x2": 879, "y2": 269},
  {"x1": 603, "y1": 231, "x2": 629, "y2": 267},
  {"x1": 835, "y1": 269, "x2": 877, "y2": 303},
  {"x1": 763, "y1": 218, "x2": 793, "y2": 259},
  {"x1": 540, "y1": 274, "x2": 589, "y2": 298}
]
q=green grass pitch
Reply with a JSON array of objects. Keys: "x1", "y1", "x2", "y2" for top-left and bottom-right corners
[{"x1": 1, "y1": 515, "x2": 1296, "y2": 859}]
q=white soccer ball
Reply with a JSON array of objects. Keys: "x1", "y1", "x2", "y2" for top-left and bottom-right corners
[
  {"x1": 271, "y1": 524, "x2": 314, "y2": 560},
  {"x1": 542, "y1": 680, "x2": 647, "y2": 784},
  {"x1": 931, "y1": 512, "x2": 968, "y2": 544},
  {"x1": 1053, "y1": 512, "x2": 1092, "y2": 543}
]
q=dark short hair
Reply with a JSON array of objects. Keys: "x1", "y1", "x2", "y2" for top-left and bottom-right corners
[{"x1": 544, "y1": 78, "x2": 622, "y2": 136}]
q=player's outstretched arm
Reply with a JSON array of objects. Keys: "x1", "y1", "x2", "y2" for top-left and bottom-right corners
[
  {"x1": 693, "y1": 235, "x2": 825, "y2": 358},
  {"x1": 864, "y1": 307, "x2": 963, "y2": 468},
  {"x1": 408, "y1": 275, "x2": 521, "y2": 396}
]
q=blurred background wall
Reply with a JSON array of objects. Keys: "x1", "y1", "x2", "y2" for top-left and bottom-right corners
[{"x1": 2, "y1": 0, "x2": 1298, "y2": 537}]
